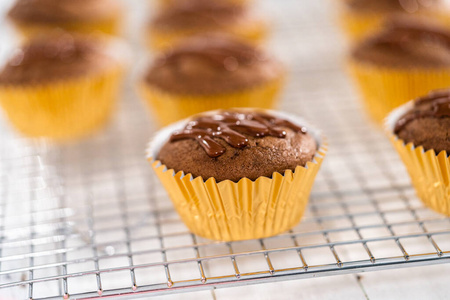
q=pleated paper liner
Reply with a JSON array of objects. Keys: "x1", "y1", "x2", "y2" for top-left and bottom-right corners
[
  {"x1": 0, "y1": 36, "x2": 127, "y2": 141},
  {"x1": 147, "y1": 20, "x2": 268, "y2": 51},
  {"x1": 11, "y1": 14, "x2": 123, "y2": 39},
  {"x1": 385, "y1": 101, "x2": 450, "y2": 216},
  {"x1": 0, "y1": 69, "x2": 123, "y2": 141},
  {"x1": 138, "y1": 76, "x2": 285, "y2": 126},
  {"x1": 337, "y1": 10, "x2": 450, "y2": 42},
  {"x1": 348, "y1": 61, "x2": 450, "y2": 125},
  {"x1": 147, "y1": 109, "x2": 327, "y2": 241}
]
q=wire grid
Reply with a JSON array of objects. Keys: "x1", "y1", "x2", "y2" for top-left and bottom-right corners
[{"x1": 1, "y1": 0, "x2": 450, "y2": 299}]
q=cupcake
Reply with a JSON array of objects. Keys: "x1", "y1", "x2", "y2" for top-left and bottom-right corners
[
  {"x1": 147, "y1": 109, "x2": 327, "y2": 241},
  {"x1": 337, "y1": 0, "x2": 448, "y2": 41},
  {"x1": 7, "y1": 0, "x2": 123, "y2": 38},
  {"x1": 147, "y1": 1, "x2": 267, "y2": 51},
  {"x1": 0, "y1": 32, "x2": 125, "y2": 141},
  {"x1": 348, "y1": 17, "x2": 450, "y2": 124},
  {"x1": 386, "y1": 89, "x2": 450, "y2": 216},
  {"x1": 138, "y1": 34, "x2": 285, "y2": 126}
]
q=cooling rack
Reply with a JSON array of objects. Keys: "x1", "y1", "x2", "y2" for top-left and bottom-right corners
[{"x1": 0, "y1": 0, "x2": 450, "y2": 299}]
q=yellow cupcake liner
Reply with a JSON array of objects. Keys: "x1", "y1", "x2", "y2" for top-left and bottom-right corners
[
  {"x1": 138, "y1": 76, "x2": 285, "y2": 126},
  {"x1": 337, "y1": 11, "x2": 382, "y2": 42},
  {"x1": 386, "y1": 102, "x2": 450, "y2": 216},
  {"x1": 0, "y1": 67, "x2": 123, "y2": 141},
  {"x1": 147, "y1": 110, "x2": 327, "y2": 241},
  {"x1": 11, "y1": 13, "x2": 123, "y2": 39},
  {"x1": 147, "y1": 20, "x2": 267, "y2": 51},
  {"x1": 338, "y1": 10, "x2": 450, "y2": 42},
  {"x1": 348, "y1": 61, "x2": 450, "y2": 124}
]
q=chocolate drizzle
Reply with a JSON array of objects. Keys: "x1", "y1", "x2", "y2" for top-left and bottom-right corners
[
  {"x1": 394, "y1": 90, "x2": 450, "y2": 134},
  {"x1": 170, "y1": 111, "x2": 307, "y2": 158}
]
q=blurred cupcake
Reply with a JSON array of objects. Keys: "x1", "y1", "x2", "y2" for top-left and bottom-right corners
[
  {"x1": 147, "y1": 1, "x2": 267, "y2": 51},
  {"x1": 147, "y1": 109, "x2": 327, "y2": 241},
  {"x1": 386, "y1": 89, "x2": 450, "y2": 216},
  {"x1": 0, "y1": 32, "x2": 125, "y2": 141},
  {"x1": 138, "y1": 34, "x2": 285, "y2": 126},
  {"x1": 7, "y1": 0, "x2": 123, "y2": 38},
  {"x1": 348, "y1": 17, "x2": 450, "y2": 124},
  {"x1": 337, "y1": 0, "x2": 448, "y2": 41}
]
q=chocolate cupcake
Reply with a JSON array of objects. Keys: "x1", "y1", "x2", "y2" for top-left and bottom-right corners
[
  {"x1": 138, "y1": 34, "x2": 285, "y2": 126},
  {"x1": 147, "y1": 109, "x2": 326, "y2": 241},
  {"x1": 7, "y1": 0, "x2": 123, "y2": 38},
  {"x1": 337, "y1": 0, "x2": 448, "y2": 41},
  {"x1": 147, "y1": 1, "x2": 267, "y2": 50},
  {"x1": 0, "y1": 32, "x2": 125, "y2": 140},
  {"x1": 348, "y1": 16, "x2": 450, "y2": 124},
  {"x1": 386, "y1": 89, "x2": 450, "y2": 216}
]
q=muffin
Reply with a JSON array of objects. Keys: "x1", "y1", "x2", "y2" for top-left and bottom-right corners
[
  {"x1": 0, "y1": 32, "x2": 125, "y2": 140},
  {"x1": 147, "y1": 109, "x2": 327, "y2": 241},
  {"x1": 348, "y1": 16, "x2": 450, "y2": 124},
  {"x1": 386, "y1": 89, "x2": 450, "y2": 216},
  {"x1": 139, "y1": 34, "x2": 285, "y2": 126},
  {"x1": 147, "y1": 1, "x2": 267, "y2": 51},
  {"x1": 7, "y1": 0, "x2": 123, "y2": 38},
  {"x1": 337, "y1": 0, "x2": 449, "y2": 41}
]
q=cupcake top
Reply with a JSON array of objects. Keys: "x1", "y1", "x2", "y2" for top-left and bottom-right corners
[
  {"x1": 156, "y1": 110, "x2": 318, "y2": 182},
  {"x1": 351, "y1": 17, "x2": 450, "y2": 68},
  {"x1": 8, "y1": 0, "x2": 120, "y2": 24},
  {"x1": 0, "y1": 33, "x2": 114, "y2": 85},
  {"x1": 150, "y1": 1, "x2": 253, "y2": 32},
  {"x1": 144, "y1": 35, "x2": 283, "y2": 95},
  {"x1": 342, "y1": 0, "x2": 441, "y2": 14},
  {"x1": 394, "y1": 89, "x2": 450, "y2": 153}
]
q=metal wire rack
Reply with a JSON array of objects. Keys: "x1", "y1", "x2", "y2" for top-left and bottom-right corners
[{"x1": 1, "y1": 0, "x2": 450, "y2": 299}]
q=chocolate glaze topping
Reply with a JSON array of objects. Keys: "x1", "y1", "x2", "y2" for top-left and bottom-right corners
[
  {"x1": 154, "y1": 37, "x2": 263, "y2": 70},
  {"x1": 0, "y1": 33, "x2": 113, "y2": 85},
  {"x1": 394, "y1": 90, "x2": 450, "y2": 134},
  {"x1": 170, "y1": 111, "x2": 307, "y2": 158},
  {"x1": 351, "y1": 16, "x2": 450, "y2": 68},
  {"x1": 144, "y1": 35, "x2": 282, "y2": 95},
  {"x1": 151, "y1": 2, "x2": 244, "y2": 31},
  {"x1": 375, "y1": 18, "x2": 450, "y2": 47}
]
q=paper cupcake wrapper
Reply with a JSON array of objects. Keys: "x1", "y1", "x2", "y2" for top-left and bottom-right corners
[
  {"x1": 0, "y1": 68, "x2": 123, "y2": 141},
  {"x1": 147, "y1": 109, "x2": 327, "y2": 241},
  {"x1": 348, "y1": 61, "x2": 450, "y2": 124},
  {"x1": 138, "y1": 76, "x2": 285, "y2": 126},
  {"x1": 385, "y1": 102, "x2": 450, "y2": 216},
  {"x1": 147, "y1": 20, "x2": 267, "y2": 51},
  {"x1": 11, "y1": 13, "x2": 123, "y2": 38}
]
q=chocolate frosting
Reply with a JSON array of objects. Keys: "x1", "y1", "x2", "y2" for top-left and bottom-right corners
[
  {"x1": 0, "y1": 33, "x2": 113, "y2": 85},
  {"x1": 351, "y1": 16, "x2": 450, "y2": 68},
  {"x1": 151, "y1": 1, "x2": 248, "y2": 32},
  {"x1": 342, "y1": 0, "x2": 441, "y2": 14},
  {"x1": 158, "y1": 110, "x2": 317, "y2": 182},
  {"x1": 394, "y1": 89, "x2": 450, "y2": 153},
  {"x1": 144, "y1": 34, "x2": 283, "y2": 94},
  {"x1": 170, "y1": 111, "x2": 307, "y2": 157},
  {"x1": 8, "y1": 0, "x2": 120, "y2": 24}
]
